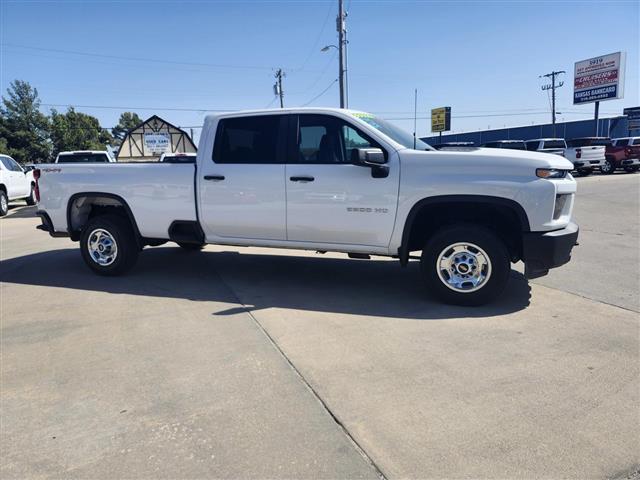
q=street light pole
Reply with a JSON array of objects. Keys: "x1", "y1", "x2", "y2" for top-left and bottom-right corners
[{"x1": 337, "y1": 0, "x2": 347, "y2": 108}]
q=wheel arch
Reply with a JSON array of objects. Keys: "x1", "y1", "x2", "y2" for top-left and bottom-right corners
[
  {"x1": 399, "y1": 195, "x2": 530, "y2": 266},
  {"x1": 66, "y1": 192, "x2": 142, "y2": 242}
]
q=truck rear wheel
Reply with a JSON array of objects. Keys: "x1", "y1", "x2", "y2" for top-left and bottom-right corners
[
  {"x1": 420, "y1": 224, "x2": 510, "y2": 306},
  {"x1": 80, "y1": 214, "x2": 139, "y2": 276},
  {"x1": 600, "y1": 159, "x2": 615, "y2": 175},
  {"x1": 25, "y1": 185, "x2": 37, "y2": 205}
]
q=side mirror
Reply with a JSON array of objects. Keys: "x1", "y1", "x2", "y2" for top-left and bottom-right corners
[{"x1": 352, "y1": 148, "x2": 386, "y2": 167}]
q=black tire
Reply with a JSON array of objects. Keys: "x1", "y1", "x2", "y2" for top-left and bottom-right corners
[
  {"x1": 576, "y1": 168, "x2": 592, "y2": 176},
  {"x1": 420, "y1": 224, "x2": 510, "y2": 306},
  {"x1": 80, "y1": 214, "x2": 139, "y2": 276},
  {"x1": 624, "y1": 166, "x2": 639, "y2": 173},
  {"x1": 600, "y1": 158, "x2": 615, "y2": 175},
  {"x1": 25, "y1": 185, "x2": 37, "y2": 205},
  {"x1": 0, "y1": 190, "x2": 8, "y2": 217},
  {"x1": 177, "y1": 242, "x2": 205, "y2": 251}
]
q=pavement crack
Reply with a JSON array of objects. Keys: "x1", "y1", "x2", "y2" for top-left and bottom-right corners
[{"x1": 213, "y1": 270, "x2": 388, "y2": 480}]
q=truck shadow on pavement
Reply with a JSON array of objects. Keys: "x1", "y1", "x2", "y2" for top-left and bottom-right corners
[{"x1": 0, "y1": 246, "x2": 531, "y2": 320}]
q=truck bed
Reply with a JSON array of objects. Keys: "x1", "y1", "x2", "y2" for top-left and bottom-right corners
[{"x1": 38, "y1": 163, "x2": 198, "y2": 239}]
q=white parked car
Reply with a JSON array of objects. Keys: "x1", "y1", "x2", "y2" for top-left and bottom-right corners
[
  {"x1": 564, "y1": 138, "x2": 606, "y2": 176},
  {"x1": 0, "y1": 154, "x2": 38, "y2": 216},
  {"x1": 159, "y1": 152, "x2": 197, "y2": 163},
  {"x1": 525, "y1": 138, "x2": 567, "y2": 156},
  {"x1": 34, "y1": 108, "x2": 579, "y2": 306},
  {"x1": 55, "y1": 150, "x2": 115, "y2": 163}
]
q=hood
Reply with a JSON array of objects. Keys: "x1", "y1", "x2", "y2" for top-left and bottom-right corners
[{"x1": 405, "y1": 146, "x2": 574, "y2": 171}]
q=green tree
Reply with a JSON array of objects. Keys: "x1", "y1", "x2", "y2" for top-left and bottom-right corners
[
  {"x1": 0, "y1": 80, "x2": 51, "y2": 163},
  {"x1": 112, "y1": 112, "x2": 142, "y2": 143},
  {"x1": 49, "y1": 107, "x2": 114, "y2": 156}
]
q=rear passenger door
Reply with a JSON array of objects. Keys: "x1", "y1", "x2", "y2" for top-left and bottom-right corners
[{"x1": 198, "y1": 114, "x2": 288, "y2": 241}]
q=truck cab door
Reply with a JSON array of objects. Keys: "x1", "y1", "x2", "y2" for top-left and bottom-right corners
[
  {"x1": 285, "y1": 114, "x2": 399, "y2": 248},
  {"x1": 198, "y1": 114, "x2": 288, "y2": 242}
]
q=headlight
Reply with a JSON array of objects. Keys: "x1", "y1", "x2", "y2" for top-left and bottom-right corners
[{"x1": 536, "y1": 168, "x2": 568, "y2": 179}]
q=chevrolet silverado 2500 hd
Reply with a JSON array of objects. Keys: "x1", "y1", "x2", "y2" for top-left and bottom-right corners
[{"x1": 34, "y1": 108, "x2": 579, "y2": 305}]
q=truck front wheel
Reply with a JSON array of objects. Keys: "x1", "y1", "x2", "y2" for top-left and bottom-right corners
[
  {"x1": 80, "y1": 214, "x2": 139, "y2": 276},
  {"x1": 420, "y1": 225, "x2": 510, "y2": 306}
]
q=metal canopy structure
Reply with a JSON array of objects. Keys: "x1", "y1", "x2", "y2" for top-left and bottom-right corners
[{"x1": 116, "y1": 115, "x2": 197, "y2": 162}]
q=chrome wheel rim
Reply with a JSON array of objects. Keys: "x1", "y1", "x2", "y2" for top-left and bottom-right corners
[
  {"x1": 436, "y1": 242, "x2": 492, "y2": 293},
  {"x1": 87, "y1": 228, "x2": 118, "y2": 266},
  {"x1": 603, "y1": 161, "x2": 612, "y2": 172},
  {"x1": 0, "y1": 194, "x2": 7, "y2": 212}
]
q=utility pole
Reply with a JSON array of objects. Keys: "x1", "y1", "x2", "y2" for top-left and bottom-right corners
[
  {"x1": 337, "y1": 0, "x2": 347, "y2": 108},
  {"x1": 273, "y1": 69, "x2": 285, "y2": 108},
  {"x1": 540, "y1": 70, "x2": 565, "y2": 137}
]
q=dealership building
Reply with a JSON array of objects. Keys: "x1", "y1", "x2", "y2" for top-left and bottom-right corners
[{"x1": 421, "y1": 112, "x2": 637, "y2": 146}]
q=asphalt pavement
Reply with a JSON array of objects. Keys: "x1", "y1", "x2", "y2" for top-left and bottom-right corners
[{"x1": 1, "y1": 173, "x2": 638, "y2": 479}]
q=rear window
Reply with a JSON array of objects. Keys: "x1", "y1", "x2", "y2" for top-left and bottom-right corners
[
  {"x1": 57, "y1": 153, "x2": 110, "y2": 163},
  {"x1": 525, "y1": 141, "x2": 539, "y2": 151},
  {"x1": 213, "y1": 115, "x2": 285, "y2": 164},
  {"x1": 567, "y1": 138, "x2": 610, "y2": 147},
  {"x1": 634, "y1": 138, "x2": 640, "y2": 146},
  {"x1": 542, "y1": 140, "x2": 567, "y2": 149}
]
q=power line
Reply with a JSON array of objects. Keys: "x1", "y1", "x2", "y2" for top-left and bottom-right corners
[
  {"x1": 301, "y1": 79, "x2": 338, "y2": 107},
  {"x1": 295, "y1": 1, "x2": 334, "y2": 71},
  {"x1": 3, "y1": 43, "x2": 281, "y2": 71}
]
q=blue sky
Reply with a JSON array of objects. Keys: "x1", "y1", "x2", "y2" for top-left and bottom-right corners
[{"x1": 1, "y1": 0, "x2": 638, "y2": 140}]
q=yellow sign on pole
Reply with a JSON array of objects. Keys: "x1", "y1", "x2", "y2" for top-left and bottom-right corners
[{"x1": 431, "y1": 107, "x2": 451, "y2": 132}]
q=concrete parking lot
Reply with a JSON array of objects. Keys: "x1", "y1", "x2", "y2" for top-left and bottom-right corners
[{"x1": 1, "y1": 173, "x2": 639, "y2": 479}]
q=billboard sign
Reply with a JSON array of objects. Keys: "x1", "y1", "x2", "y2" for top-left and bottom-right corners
[
  {"x1": 573, "y1": 52, "x2": 626, "y2": 105},
  {"x1": 144, "y1": 133, "x2": 170, "y2": 154},
  {"x1": 431, "y1": 107, "x2": 451, "y2": 132}
]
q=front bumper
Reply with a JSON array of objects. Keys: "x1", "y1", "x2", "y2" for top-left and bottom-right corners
[{"x1": 522, "y1": 222, "x2": 579, "y2": 279}]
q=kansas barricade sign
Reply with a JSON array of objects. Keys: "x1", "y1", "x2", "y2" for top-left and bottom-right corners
[{"x1": 573, "y1": 52, "x2": 625, "y2": 105}]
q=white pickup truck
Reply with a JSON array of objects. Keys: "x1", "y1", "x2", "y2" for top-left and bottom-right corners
[
  {"x1": 564, "y1": 138, "x2": 606, "y2": 175},
  {"x1": 34, "y1": 108, "x2": 579, "y2": 305},
  {"x1": 0, "y1": 154, "x2": 37, "y2": 215}
]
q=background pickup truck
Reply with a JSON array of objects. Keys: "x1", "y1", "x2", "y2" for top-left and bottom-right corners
[
  {"x1": 0, "y1": 153, "x2": 37, "y2": 216},
  {"x1": 565, "y1": 138, "x2": 606, "y2": 175},
  {"x1": 601, "y1": 137, "x2": 640, "y2": 174},
  {"x1": 524, "y1": 138, "x2": 567, "y2": 156},
  {"x1": 34, "y1": 108, "x2": 579, "y2": 306}
]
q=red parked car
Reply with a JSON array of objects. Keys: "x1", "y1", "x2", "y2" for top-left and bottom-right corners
[{"x1": 601, "y1": 137, "x2": 640, "y2": 174}]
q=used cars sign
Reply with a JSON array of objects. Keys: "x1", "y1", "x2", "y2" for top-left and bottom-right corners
[{"x1": 573, "y1": 52, "x2": 626, "y2": 105}]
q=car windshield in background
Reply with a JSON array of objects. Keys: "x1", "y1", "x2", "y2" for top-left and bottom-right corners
[
  {"x1": 351, "y1": 112, "x2": 433, "y2": 150},
  {"x1": 543, "y1": 140, "x2": 567, "y2": 149},
  {"x1": 58, "y1": 153, "x2": 110, "y2": 163}
]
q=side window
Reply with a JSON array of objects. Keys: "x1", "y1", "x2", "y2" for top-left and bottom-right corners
[
  {"x1": 213, "y1": 115, "x2": 284, "y2": 164},
  {"x1": 0, "y1": 157, "x2": 10, "y2": 170},
  {"x1": 295, "y1": 114, "x2": 381, "y2": 164},
  {"x1": 297, "y1": 115, "x2": 344, "y2": 163},
  {"x1": 343, "y1": 125, "x2": 376, "y2": 162},
  {"x1": 525, "y1": 141, "x2": 538, "y2": 151},
  {"x1": 634, "y1": 139, "x2": 640, "y2": 146},
  {"x1": 3, "y1": 156, "x2": 22, "y2": 172}
]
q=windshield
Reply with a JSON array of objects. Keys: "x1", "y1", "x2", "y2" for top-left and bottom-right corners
[
  {"x1": 351, "y1": 112, "x2": 433, "y2": 150},
  {"x1": 57, "y1": 153, "x2": 110, "y2": 163}
]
